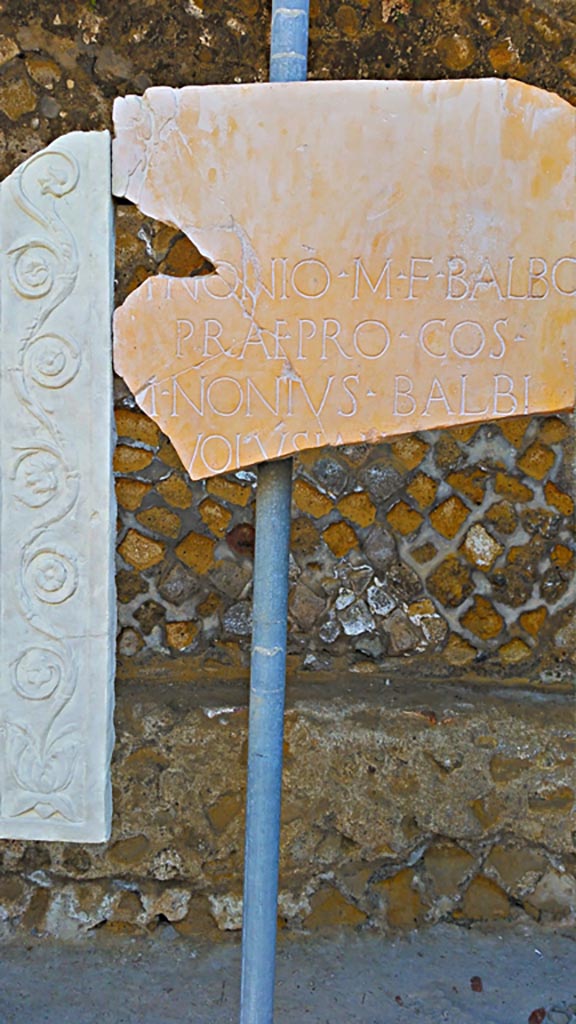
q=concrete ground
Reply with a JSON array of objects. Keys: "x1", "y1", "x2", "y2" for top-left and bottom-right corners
[{"x1": 0, "y1": 922, "x2": 574, "y2": 1024}]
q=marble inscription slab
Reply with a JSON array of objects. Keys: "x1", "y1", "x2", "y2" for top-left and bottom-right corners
[
  {"x1": 0, "y1": 133, "x2": 115, "y2": 842},
  {"x1": 113, "y1": 80, "x2": 576, "y2": 480}
]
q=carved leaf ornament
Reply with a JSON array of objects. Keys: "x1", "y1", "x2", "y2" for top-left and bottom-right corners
[{"x1": 0, "y1": 133, "x2": 114, "y2": 842}]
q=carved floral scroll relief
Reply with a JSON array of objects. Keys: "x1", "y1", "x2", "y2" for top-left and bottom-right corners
[
  {"x1": 0, "y1": 132, "x2": 115, "y2": 842},
  {"x1": 113, "y1": 79, "x2": 576, "y2": 480}
]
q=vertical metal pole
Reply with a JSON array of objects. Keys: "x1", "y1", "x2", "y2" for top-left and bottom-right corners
[{"x1": 240, "y1": 5, "x2": 309, "y2": 1024}]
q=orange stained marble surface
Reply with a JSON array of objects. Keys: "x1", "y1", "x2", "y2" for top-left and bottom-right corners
[{"x1": 112, "y1": 79, "x2": 575, "y2": 480}]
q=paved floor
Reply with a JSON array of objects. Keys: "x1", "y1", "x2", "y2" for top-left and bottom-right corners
[{"x1": 0, "y1": 922, "x2": 574, "y2": 1023}]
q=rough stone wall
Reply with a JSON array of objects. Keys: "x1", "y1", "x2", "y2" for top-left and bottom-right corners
[
  {"x1": 0, "y1": 0, "x2": 574, "y2": 937},
  {"x1": 1, "y1": 683, "x2": 574, "y2": 938},
  {"x1": 1, "y1": 0, "x2": 574, "y2": 681}
]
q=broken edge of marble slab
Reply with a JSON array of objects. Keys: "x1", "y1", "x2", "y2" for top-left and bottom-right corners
[
  {"x1": 0, "y1": 132, "x2": 116, "y2": 842},
  {"x1": 112, "y1": 79, "x2": 576, "y2": 480}
]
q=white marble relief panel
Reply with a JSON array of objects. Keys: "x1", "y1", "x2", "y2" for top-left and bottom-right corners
[{"x1": 0, "y1": 132, "x2": 115, "y2": 842}]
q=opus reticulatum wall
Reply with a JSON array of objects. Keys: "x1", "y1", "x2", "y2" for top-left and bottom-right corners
[{"x1": 0, "y1": 0, "x2": 574, "y2": 938}]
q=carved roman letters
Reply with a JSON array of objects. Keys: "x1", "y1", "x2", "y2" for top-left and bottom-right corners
[{"x1": 112, "y1": 80, "x2": 575, "y2": 478}]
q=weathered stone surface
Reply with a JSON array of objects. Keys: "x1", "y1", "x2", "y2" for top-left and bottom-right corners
[
  {"x1": 484, "y1": 844, "x2": 546, "y2": 894},
  {"x1": 304, "y1": 886, "x2": 367, "y2": 930},
  {"x1": 459, "y1": 875, "x2": 510, "y2": 920},
  {"x1": 424, "y1": 843, "x2": 475, "y2": 896},
  {"x1": 290, "y1": 583, "x2": 325, "y2": 629},
  {"x1": 108, "y1": 408, "x2": 574, "y2": 681},
  {"x1": 0, "y1": 0, "x2": 575, "y2": 939},
  {"x1": 0, "y1": 678, "x2": 573, "y2": 938},
  {"x1": 113, "y1": 80, "x2": 575, "y2": 479},
  {"x1": 119, "y1": 529, "x2": 166, "y2": 570},
  {"x1": 0, "y1": 133, "x2": 115, "y2": 842},
  {"x1": 462, "y1": 524, "x2": 503, "y2": 570},
  {"x1": 377, "y1": 867, "x2": 427, "y2": 930},
  {"x1": 175, "y1": 531, "x2": 215, "y2": 574},
  {"x1": 524, "y1": 871, "x2": 576, "y2": 918}
]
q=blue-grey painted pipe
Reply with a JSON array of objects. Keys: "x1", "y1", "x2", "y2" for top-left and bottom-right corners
[
  {"x1": 269, "y1": 0, "x2": 310, "y2": 83},
  {"x1": 239, "y1": 5, "x2": 309, "y2": 1023},
  {"x1": 239, "y1": 459, "x2": 293, "y2": 1024}
]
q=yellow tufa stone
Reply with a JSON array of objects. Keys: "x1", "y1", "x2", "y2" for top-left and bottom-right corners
[
  {"x1": 445, "y1": 424, "x2": 478, "y2": 443},
  {"x1": 458, "y1": 876, "x2": 510, "y2": 921},
  {"x1": 0, "y1": 37, "x2": 19, "y2": 67},
  {"x1": 125, "y1": 265, "x2": 152, "y2": 296},
  {"x1": 175, "y1": 532, "x2": 216, "y2": 574},
  {"x1": 173, "y1": 896, "x2": 220, "y2": 940},
  {"x1": 499, "y1": 639, "x2": 532, "y2": 664},
  {"x1": 160, "y1": 234, "x2": 205, "y2": 277},
  {"x1": 498, "y1": 415, "x2": 531, "y2": 446},
  {"x1": 293, "y1": 478, "x2": 333, "y2": 518},
  {"x1": 115, "y1": 407, "x2": 160, "y2": 447},
  {"x1": 206, "y1": 792, "x2": 243, "y2": 833},
  {"x1": 118, "y1": 529, "x2": 166, "y2": 570},
  {"x1": 411, "y1": 541, "x2": 438, "y2": 564},
  {"x1": 528, "y1": 786, "x2": 574, "y2": 814},
  {"x1": 335, "y1": 4, "x2": 360, "y2": 37},
  {"x1": 113, "y1": 444, "x2": 154, "y2": 473},
  {"x1": 158, "y1": 435, "x2": 184, "y2": 469},
  {"x1": 197, "y1": 593, "x2": 221, "y2": 617},
  {"x1": 390, "y1": 435, "x2": 428, "y2": 470},
  {"x1": 115, "y1": 478, "x2": 152, "y2": 511},
  {"x1": 166, "y1": 620, "x2": 198, "y2": 650},
  {"x1": 157, "y1": 475, "x2": 193, "y2": 508},
  {"x1": 0, "y1": 76, "x2": 37, "y2": 120},
  {"x1": 545, "y1": 481, "x2": 574, "y2": 516},
  {"x1": 337, "y1": 491, "x2": 376, "y2": 527},
  {"x1": 488, "y1": 38, "x2": 522, "y2": 75},
  {"x1": 386, "y1": 500, "x2": 423, "y2": 536},
  {"x1": 427, "y1": 556, "x2": 473, "y2": 608},
  {"x1": 434, "y1": 436, "x2": 462, "y2": 472},
  {"x1": 430, "y1": 496, "x2": 469, "y2": 539},
  {"x1": 494, "y1": 472, "x2": 534, "y2": 502},
  {"x1": 206, "y1": 476, "x2": 252, "y2": 507},
  {"x1": 461, "y1": 596, "x2": 503, "y2": 640},
  {"x1": 436, "y1": 33, "x2": 476, "y2": 72},
  {"x1": 406, "y1": 473, "x2": 437, "y2": 509},
  {"x1": 485, "y1": 501, "x2": 518, "y2": 534},
  {"x1": 470, "y1": 793, "x2": 506, "y2": 829},
  {"x1": 538, "y1": 416, "x2": 569, "y2": 444},
  {"x1": 551, "y1": 544, "x2": 573, "y2": 569},
  {"x1": 21, "y1": 889, "x2": 50, "y2": 933},
  {"x1": 291, "y1": 516, "x2": 320, "y2": 554},
  {"x1": 377, "y1": 868, "x2": 427, "y2": 929},
  {"x1": 322, "y1": 520, "x2": 358, "y2": 557},
  {"x1": 424, "y1": 843, "x2": 475, "y2": 896},
  {"x1": 407, "y1": 599, "x2": 448, "y2": 647},
  {"x1": 518, "y1": 442, "x2": 555, "y2": 480},
  {"x1": 490, "y1": 754, "x2": 529, "y2": 783},
  {"x1": 109, "y1": 835, "x2": 151, "y2": 866},
  {"x1": 444, "y1": 633, "x2": 477, "y2": 665},
  {"x1": 447, "y1": 468, "x2": 487, "y2": 505},
  {"x1": 520, "y1": 606, "x2": 548, "y2": 636},
  {"x1": 199, "y1": 497, "x2": 232, "y2": 537},
  {"x1": 26, "y1": 55, "x2": 62, "y2": 87},
  {"x1": 485, "y1": 845, "x2": 546, "y2": 889},
  {"x1": 136, "y1": 506, "x2": 181, "y2": 539},
  {"x1": 304, "y1": 887, "x2": 367, "y2": 930},
  {"x1": 110, "y1": 891, "x2": 144, "y2": 923}
]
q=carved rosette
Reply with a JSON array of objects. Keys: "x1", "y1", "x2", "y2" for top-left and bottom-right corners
[{"x1": 0, "y1": 132, "x2": 114, "y2": 841}]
